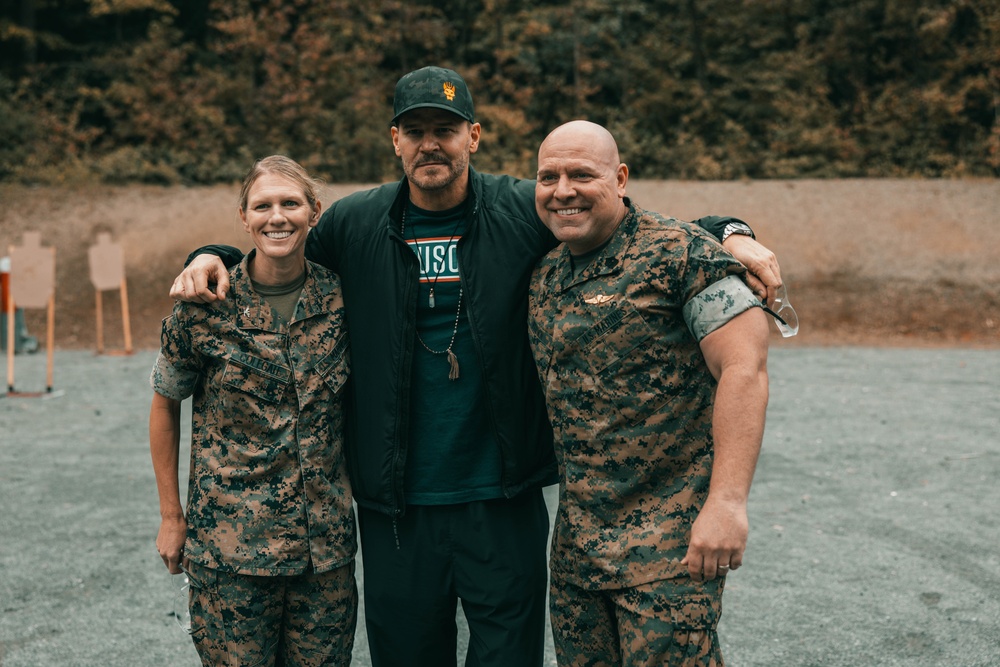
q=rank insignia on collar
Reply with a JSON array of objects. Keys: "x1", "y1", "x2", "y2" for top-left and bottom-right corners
[
  {"x1": 584, "y1": 294, "x2": 614, "y2": 305},
  {"x1": 243, "y1": 306, "x2": 251, "y2": 317},
  {"x1": 443, "y1": 82, "x2": 456, "y2": 101}
]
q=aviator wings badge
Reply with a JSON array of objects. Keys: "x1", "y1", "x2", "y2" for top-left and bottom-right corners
[{"x1": 583, "y1": 294, "x2": 614, "y2": 305}]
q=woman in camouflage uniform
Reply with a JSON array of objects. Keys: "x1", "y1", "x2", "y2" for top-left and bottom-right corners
[{"x1": 149, "y1": 156, "x2": 356, "y2": 666}]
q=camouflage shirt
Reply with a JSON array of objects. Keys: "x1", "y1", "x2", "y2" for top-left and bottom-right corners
[
  {"x1": 527, "y1": 202, "x2": 760, "y2": 589},
  {"x1": 151, "y1": 253, "x2": 354, "y2": 576}
]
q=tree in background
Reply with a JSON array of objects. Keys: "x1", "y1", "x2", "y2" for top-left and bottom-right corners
[{"x1": 0, "y1": 0, "x2": 996, "y2": 184}]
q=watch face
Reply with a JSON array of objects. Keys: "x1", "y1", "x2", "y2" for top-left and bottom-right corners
[{"x1": 724, "y1": 222, "x2": 752, "y2": 240}]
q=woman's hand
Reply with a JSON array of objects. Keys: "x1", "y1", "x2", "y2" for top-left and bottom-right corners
[{"x1": 157, "y1": 516, "x2": 188, "y2": 574}]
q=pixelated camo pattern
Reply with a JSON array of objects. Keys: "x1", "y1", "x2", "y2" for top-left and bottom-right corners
[
  {"x1": 550, "y1": 576, "x2": 725, "y2": 667},
  {"x1": 151, "y1": 254, "x2": 355, "y2": 576},
  {"x1": 187, "y1": 560, "x2": 357, "y2": 666},
  {"x1": 528, "y1": 203, "x2": 757, "y2": 589}
]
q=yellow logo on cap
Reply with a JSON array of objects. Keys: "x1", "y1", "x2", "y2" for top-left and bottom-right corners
[{"x1": 443, "y1": 82, "x2": 456, "y2": 101}]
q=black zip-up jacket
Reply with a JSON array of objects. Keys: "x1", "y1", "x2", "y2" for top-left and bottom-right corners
[{"x1": 195, "y1": 168, "x2": 738, "y2": 518}]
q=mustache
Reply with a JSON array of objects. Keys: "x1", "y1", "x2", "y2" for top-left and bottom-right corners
[{"x1": 414, "y1": 154, "x2": 450, "y2": 167}]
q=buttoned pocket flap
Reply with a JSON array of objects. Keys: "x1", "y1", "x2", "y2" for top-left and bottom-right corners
[{"x1": 221, "y1": 352, "x2": 291, "y2": 403}]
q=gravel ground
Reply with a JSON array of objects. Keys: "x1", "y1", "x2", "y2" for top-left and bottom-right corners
[{"x1": 2, "y1": 347, "x2": 999, "y2": 666}]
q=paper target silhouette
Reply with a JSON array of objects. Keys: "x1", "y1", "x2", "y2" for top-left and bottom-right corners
[{"x1": 87, "y1": 232, "x2": 133, "y2": 355}]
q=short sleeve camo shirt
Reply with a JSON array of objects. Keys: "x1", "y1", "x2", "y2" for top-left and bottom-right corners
[
  {"x1": 528, "y1": 202, "x2": 760, "y2": 589},
  {"x1": 150, "y1": 254, "x2": 355, "y2": 576}
]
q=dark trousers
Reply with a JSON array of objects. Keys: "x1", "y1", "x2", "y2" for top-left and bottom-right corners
[{"x1": 358, "y1": 487, "x2": 550, "y2": 667}]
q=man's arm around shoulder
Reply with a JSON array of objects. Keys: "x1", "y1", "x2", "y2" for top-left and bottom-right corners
[{"x1": 170, "y1": 249, "x2": 235, "y2": 303}]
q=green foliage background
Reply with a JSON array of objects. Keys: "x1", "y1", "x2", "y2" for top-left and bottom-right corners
[{"x1": 1, "y1": 0, "x2": 997, "y2": 184}]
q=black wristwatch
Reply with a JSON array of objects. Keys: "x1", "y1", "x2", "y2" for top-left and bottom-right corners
[{"x1": 721, "y1": 221, "x2": 755, "y2": 243}]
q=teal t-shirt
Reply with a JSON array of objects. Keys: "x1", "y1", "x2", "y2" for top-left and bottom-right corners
[{"x1": 402, "y1": 200, "x2": 504, "y2": 505}]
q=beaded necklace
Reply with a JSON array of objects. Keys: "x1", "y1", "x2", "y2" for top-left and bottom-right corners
[{"x1": 402, "y1": 207, "x2": 463, "y2": 380}]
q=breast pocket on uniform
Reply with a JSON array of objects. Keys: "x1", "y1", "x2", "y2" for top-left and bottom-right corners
[
  {"x1": 221, "y1": 351, "x2": 292, "y2": 424},
  {"x1": 579, "y1": 305, "x2": 678, "y2": 426},
  {"x1": 314, "y1": 334, "x2": 350, "y2": 396}
]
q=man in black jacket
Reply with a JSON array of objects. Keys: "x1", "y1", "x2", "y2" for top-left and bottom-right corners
[{"x1": 169, "y1": 66, "x2": 782, "y2": 667}]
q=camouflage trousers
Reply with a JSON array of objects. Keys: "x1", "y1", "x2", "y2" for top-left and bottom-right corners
[
  {"x1": 186, "y1": 560, "x2": 357, "y2": 667},
  {"x1": 549, "y1": 574, "x2": 725, "y2": 667}
]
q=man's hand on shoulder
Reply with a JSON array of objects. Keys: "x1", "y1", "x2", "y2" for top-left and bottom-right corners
[
  {"x1": 169, "y1": 254, "x2": 230, "y2": 303},
  {"x1": 722, "y1": 235, "x2": 782, "y2": 307}
]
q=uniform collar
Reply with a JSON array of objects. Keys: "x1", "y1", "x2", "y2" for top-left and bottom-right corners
[
  {"x1": 231, "y1": 250, "x2": 338, "y2": 330},
  {"x1": 551, "y1": 198, "x2": 639, "y2": 291}
]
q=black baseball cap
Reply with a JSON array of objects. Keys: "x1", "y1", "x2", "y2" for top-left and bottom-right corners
[{"x1": 391, "y1": 66, "x2": 475, "y2": 126}]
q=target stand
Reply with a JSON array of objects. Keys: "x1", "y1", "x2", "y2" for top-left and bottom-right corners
[{"x1": 88, "y1": 232, "x2": 133, "y2": 356}]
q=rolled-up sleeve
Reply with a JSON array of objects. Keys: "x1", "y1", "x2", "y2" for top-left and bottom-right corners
[{"x1": 683, "y1": 275, "x2": 761, "y2": 341}]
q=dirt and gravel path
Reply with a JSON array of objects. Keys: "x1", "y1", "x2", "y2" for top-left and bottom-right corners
[{"x1": 2, "y1": 347, "x2": 998, "y2": 666}]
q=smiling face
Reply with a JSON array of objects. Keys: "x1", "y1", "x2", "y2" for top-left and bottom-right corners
[
  {"x1": 239, "y1": 171, "x2": 320, "y2": 282},
  {"x1": 535, "y1": 121, "x2": 629, "y2": 255},
  {"x1": 391, "y1": 107, "x2": 481, "y2": 210}
]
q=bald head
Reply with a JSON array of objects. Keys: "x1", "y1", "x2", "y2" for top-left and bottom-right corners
[
  {"x1": 534, "y1": 121, "x2": 629, "y2": 255},
  {"x1": 539, "y1": 120, "x2": 621, "y2": 168}
]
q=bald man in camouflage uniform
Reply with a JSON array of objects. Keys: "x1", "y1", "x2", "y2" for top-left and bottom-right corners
[
  {"x1": 528, "y1": 121, "x2": 770, "y2": 666},
  {"x1": 150, "y1": 157, "x2": 356, "y2": 666}
]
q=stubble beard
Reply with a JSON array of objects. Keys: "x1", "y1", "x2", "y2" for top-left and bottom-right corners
[{"x1": 406, "y1": 151, "x2": 469, "y2": 194}]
